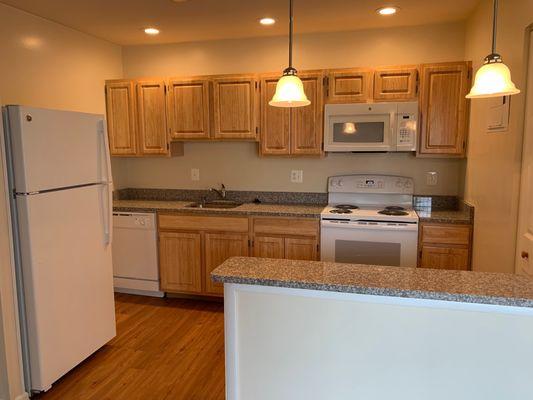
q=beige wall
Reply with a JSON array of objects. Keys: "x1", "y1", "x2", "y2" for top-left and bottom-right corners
[
  {"x1": 114, "y1": 22, "x2": 468, "y2": 194},
  {"x1": 0, "y1": 4, "x2": 123, "y2": 399},
  {"x1": 464, "y1": 0, "x2": 533, "y2": 273},
  {"x1": 0, "y1": 3, "x2": 123, "y2": 114}
]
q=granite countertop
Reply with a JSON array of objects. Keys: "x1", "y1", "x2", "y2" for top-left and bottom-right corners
[
  {"x1": 415, "y1": 208, "x2": 473, "y2": 224},
  {"x1": 113, "y1": 200, "x2": 325, "y2": 218},
  {"x1": 212, "y1": 257, "x2": 533, "y2": 308}
]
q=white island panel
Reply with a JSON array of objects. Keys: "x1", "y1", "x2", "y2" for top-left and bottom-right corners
[{"x1": 225, "y1": 283, "x2": 533, "y2": 400}]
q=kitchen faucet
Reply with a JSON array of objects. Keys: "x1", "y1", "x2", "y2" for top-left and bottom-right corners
[{"x1": 209, "y1": 184, "x2": 226, "y2": 199}]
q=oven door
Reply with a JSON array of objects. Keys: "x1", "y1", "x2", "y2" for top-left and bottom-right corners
[{"x1": 320, "y1": 220, "x2": 419, "y2": 267}]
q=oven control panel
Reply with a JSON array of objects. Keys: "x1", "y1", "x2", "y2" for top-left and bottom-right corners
[{"x1": 328, "y1": 175, "x2": 414, "y2": 195}]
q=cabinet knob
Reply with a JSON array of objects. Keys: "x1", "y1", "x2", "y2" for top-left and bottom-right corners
[{"x1": 521, "y1": 251, "x2": 529, "y2": 260}]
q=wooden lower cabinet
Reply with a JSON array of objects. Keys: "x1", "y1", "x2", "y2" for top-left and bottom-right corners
[
  {"x1": 204, "y1": 232, "x2": 249, "y2": 296},
  {"x1": 420, "y1": 245, "x2": 469, "y2": 270},
  {"x1": 285, "y1": 237, "x2": 318, "y2": 261},
  {"x1": 252, "y1": 217, "x2": 320, "y2": 262},
  {"x1": 418, "y1": 223, "x2": 472, "y2": 270},
  {"x1": 158, "y1": 214, "x2": 320, "y2": 296},
  {"x1": 159, "y1": 232, "x2": 202, "y2": 293},
  {"x1": 253, "y1": 236, "x2": 285, "y2": 259}
]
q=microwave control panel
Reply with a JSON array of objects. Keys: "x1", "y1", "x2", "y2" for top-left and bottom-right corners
[{"x1": 396, "y1": 114, "x2": 417, "y2": 150}]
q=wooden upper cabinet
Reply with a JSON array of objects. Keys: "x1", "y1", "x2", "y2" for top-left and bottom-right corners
[
  {"x1": 105, "y1": 80, "x2": 137, "y2": 156},
  {"x1": 204, "y1": 233, "x2": 249, "y2": 296},
  {"x1": 291, "y1": 71, "x2": 324, "y2": 155},
  {"x1": 326, "y1": 68, "x2": 373, "y2": 103},
  {"x1": 159, "y1": 231, "x2": 202, "y2": 294},
  {"x1": 418, "y1": 62, "x2": 471, "y2": 157},
  {"x1": 260, "y1": 75, "x2": 291, "y2": 155},
  {"x1": 212, "y1": 75, "x2": 258, "y2": 140},
  {"x1": 167, "y1": 78, "x2": 210, "y2": 140},
  {"x1": 374, "y1": 66, "x2": 418, "y2": 101},
  {"x1": 136, "y1": 80, "x2": 168, "y2": 155}
]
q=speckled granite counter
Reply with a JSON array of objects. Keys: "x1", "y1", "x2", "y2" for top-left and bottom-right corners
[
  {"x1": 212, "y1": 257, "x2": 533, "y2": 308},
  {"x1": 113, "y1": 200, "x2": 324, "y2": 218},
  {"x1": 415, "y1": 208, "x2": 473, "y2": 224}
]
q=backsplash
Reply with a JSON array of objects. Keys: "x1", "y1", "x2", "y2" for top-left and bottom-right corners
[{"x1": 116, "y1": 188, "x2": 463, "y2": 210}]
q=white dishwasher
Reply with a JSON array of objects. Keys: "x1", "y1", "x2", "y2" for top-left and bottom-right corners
[{"x1": 112, "y1": 212, "x2": 164, "y2": 297}]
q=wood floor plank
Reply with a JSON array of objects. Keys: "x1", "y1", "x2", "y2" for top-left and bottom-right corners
[{"x1": 34, "y1": 294, "x2": 225, "y2": 400}]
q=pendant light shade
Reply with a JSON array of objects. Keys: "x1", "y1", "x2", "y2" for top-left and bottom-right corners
[
  {"x1": 466, "y1": 55, "x2": 520, "y2": 98},
  {"x1": 269, "y1": 69, "x2": 310, "y2": 107},
  {"x1": 467, "y1": 0, "x2": 520, "y2": 99},
  {"x1": 269, "y1": 0, "x2": 310, "y2": 108}
]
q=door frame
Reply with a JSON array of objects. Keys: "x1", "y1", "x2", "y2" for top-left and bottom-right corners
[
  {"x1": 0, "y1": 104, "x2": 29, "y2": 400},
  {"x1": 515, "y1": 25, "x2": 533, "y2": 274}
]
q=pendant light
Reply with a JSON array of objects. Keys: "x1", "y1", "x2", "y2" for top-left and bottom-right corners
[
  {"x1": 269, "y1": 0, "x2": 310, "y2": 107},
  {"x1": 466, "y1": 0, "x2": 520, "y2": 98}
]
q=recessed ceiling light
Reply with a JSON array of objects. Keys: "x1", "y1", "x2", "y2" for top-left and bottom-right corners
[
  {"x1": 376, "y1": 6, "x2": 399, "y2": 16},
  {"x1": 259, "y1": 17, "x2": 276, "y2": 26},
  {"x1": 144, "y1": 27, "x2": 160, "y2": 35}
]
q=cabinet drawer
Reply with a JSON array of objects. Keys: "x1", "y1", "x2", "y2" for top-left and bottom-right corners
[
  {"x1": 159, "y1": 214, "x2": 248, "y2": 233},
  {"x1": 252, "y1": 217, "x2": 319, "y2": 237},
  {"x1": 421, "y1": 224, "x2": 470, "y2": 246}
]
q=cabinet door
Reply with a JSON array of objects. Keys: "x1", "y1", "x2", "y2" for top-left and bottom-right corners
[
  {"x1": 290, "y1": 72, "x2": 324, "y2": 155},
  {"x1": 284, "y1": 237, "x2": 318, "y2": 261},
  {"x1": 419, "y1": 62, "x2": 471, "y2": 156},
  {"x1": 253, "y1": 236, "x2": 284, "y2": 259},
  {"x1": 374, "y1": 66, "x2": 418, "y2": 101},
  {"x1": 204, "y1": 233, "x2": 249, "y2": 296},
  {"x1": 260, "y1": 75, "x2": 291, "y2": 155},
  {"x1": 167, "y1": 78, "x2": 210, "y2": 140},
  {"x1": 136, "y1": 80, "x2": 169, "y2": 155},
  {"x1": 159, "y1": 232, "x2": 202, "y2": 293},
  {"x1": 212, "y1": 75, "x2": 258, "y2": 139},
  {"x1": 420, "y1": 245, "x2": 469, "y2": 270},
  {"x1": 326, "y1": 69, "x2": 373, "y2": 103},
  {"x1": 105, "y1": 80, "x2": 137, "y2": 156}
]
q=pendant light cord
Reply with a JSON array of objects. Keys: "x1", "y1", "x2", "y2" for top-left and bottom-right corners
[
  {"x1": 491, "y1": 0, "x2": 498, "y2": 54},
  {"x1": 288, "y1": 0, "x2": 294, "y2": 69}
]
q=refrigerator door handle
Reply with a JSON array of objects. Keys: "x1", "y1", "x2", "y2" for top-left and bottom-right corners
[
  {"x1": 100, "y1": 182, "x2": 113, "y2": 245},
  {"x1": 97, "y1": 120, "x2": 112, "y2": 184}
]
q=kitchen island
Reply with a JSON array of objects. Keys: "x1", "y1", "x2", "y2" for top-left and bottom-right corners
[{"x1": 212, "y1": 257, "x2": 533, "y2": 400}]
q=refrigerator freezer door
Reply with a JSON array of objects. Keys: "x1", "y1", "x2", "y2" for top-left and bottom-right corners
[
  {"x1": 7, "y1": 106, "x2": 111, "y2": 193},
  {"x1": 16, "y1": 184, "x2": 116, "y2": 391}
]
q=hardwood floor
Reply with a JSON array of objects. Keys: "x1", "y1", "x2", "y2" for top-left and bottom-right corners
[{"x1": 34, "y1": 293, "x2": 225, "y2": 400}]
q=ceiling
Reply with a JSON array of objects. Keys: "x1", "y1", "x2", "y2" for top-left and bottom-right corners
[{"x1": 1, "y1": 0, "x2": 481, "y2": 46}]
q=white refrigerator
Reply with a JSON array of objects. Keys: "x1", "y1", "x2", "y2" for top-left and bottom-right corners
[{"x1": 3, "y1": 105, "x2": 116, "y2": 393}]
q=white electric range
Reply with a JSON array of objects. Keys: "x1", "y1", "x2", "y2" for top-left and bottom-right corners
[{"x1": 320, "y1": 175, "x2": 419, "y2": 267}]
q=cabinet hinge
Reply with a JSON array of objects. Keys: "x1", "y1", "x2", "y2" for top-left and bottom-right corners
[
  {"x1": 164, "y1": 85, "x2": 167, "y2": 94},
  {"x1": 248, "y1": 239, "x2": 253, "y2": 247},
  {"x1": 255, "y1": 81, "x2": 258, "y2": 90},
  {"x1": 317, "y1": 244, "x2": 320, "y2": 252},
  {"x1": 255, "y1": 126, "x2": 259, "y2": 134},
  {"x1": 462, "y1": 140, "x2": 466, "y2": 149},
  {"x1": 323, "y1": 76, "x2": 329, "y2": 97},
  {"x1": 167, "y1": 143, "x2": 170, "y2": 150}
]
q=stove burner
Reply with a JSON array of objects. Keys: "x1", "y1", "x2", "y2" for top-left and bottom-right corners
[
  {"x1": 335, "y1": 204, "x2": 359, "y2": 210},
  {"x1": 330, "y1": 209, "x2": 353, "y2": 214},
  {"x1": 378, "y1": 209, "x2": 409, "y2": 216},
  {"x1": 385, "y1": 206, "x2": 406, "y2": 211}
]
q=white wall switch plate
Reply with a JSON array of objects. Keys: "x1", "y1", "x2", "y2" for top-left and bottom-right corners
[
  {"x1": 426, "y1": 171, "x2": 438, "y2": 186},
  {"x1": 191, "y1": 168, "x2": 200, "y2": 181},
  {"x1": 290, "y1": 170, "x2": 303, "y2": 183}
]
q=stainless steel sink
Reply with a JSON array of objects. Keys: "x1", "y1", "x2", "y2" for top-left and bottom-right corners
[{"x1": 186, "y1": 200, "x2": 242, "y2": 209}]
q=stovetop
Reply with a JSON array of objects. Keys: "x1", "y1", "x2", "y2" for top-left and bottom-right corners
[{"x1": 321, "y1": 204, "x2": 419, "y2": 223}]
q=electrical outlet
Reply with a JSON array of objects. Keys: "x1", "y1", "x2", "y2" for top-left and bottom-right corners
[
  {"x1": 426, "y1": 171, "x2": 438, "y2": 186},
  {"x1": 191, "y1": 168, "x2": 200, "y2": 181},
  {"x1": 290, "y1": 170, "x2": 303, "y2": 183}
]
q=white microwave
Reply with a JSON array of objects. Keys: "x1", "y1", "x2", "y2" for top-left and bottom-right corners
[{"x1": 323, "y1": 101, "x2": 418, "y2": 152}]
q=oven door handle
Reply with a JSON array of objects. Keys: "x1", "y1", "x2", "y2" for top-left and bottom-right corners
[{"x1": 321, "y1": 220, "x2": 419, "y2": 231}]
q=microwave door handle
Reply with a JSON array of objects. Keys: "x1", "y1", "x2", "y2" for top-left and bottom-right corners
[{"x1": 390, "y1": 111, "x2": 397, "y2": 151}]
